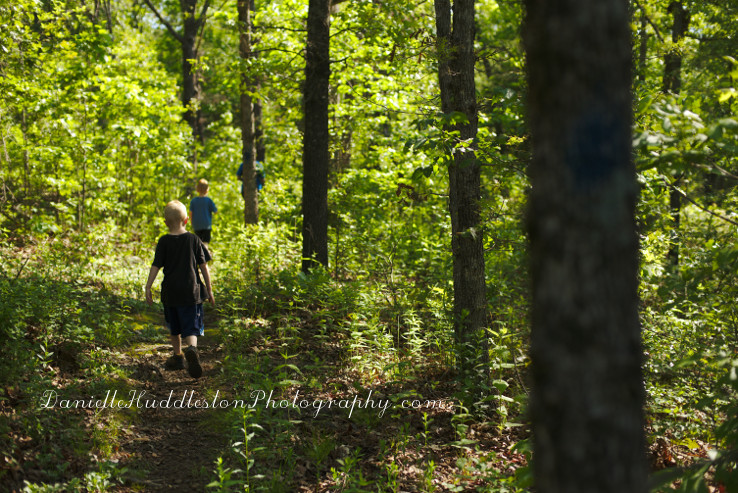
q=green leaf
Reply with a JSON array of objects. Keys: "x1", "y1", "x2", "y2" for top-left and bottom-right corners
[{"x1": 492, "y1": 379, "x2": 509, "y2": 392}]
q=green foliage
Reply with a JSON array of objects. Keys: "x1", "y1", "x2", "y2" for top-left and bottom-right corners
[
  {"x1": 1, "y1": 0, "x2": 738, "y2": 491},
  {"x1": 0, "y1": 1, "x2": 191, "y2": 234}
]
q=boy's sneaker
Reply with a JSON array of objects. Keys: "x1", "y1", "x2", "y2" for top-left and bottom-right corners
[
  {"x1": 184, "y1": 346, "x2": 202, "y2": 378},
  {"x1": 164, "y1": 354, "x2": 185, "y2": 371}
]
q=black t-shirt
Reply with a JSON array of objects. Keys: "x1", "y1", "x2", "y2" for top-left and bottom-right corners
[{"x1": 152, "y1": 232, "x2": 212, "y2": 306}]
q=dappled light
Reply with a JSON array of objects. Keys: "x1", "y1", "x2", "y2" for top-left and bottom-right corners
[{"x1": 1, "y1": 0, "x2": 738, "y2": 492}]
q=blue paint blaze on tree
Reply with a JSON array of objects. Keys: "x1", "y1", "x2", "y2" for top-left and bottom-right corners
[{"x1": 566, "y1": 107, "x2": 627, "y2": 189}]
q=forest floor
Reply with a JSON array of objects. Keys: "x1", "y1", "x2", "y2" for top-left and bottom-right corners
[
  {"x1": 0, "y1": 239, "x2": 531, "y2": 492},
  {"x1": 110, "y1": 323, "x2": 229, "y2": 492},
  {"x1": 95, "y1": 306, "x2": 531, "y2": 492},
  {"x1": 0, "y1": 237, "x2": 713, "y2": 492}
]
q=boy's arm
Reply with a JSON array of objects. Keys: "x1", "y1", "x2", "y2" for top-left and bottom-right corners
[
  {"x1": 199, "y1": 262, "x2": 215, "y2": 305},
  {"x1": 144, "y1": 266, "x2": 160, "y2": 305}
]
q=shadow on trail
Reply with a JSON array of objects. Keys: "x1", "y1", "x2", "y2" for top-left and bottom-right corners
[
  {"x1": 0, "y1": 272, "x2": 230, "y2": 491},
  {"x1": 112, "y1": 311, "x2": 230, "y2": 492}
]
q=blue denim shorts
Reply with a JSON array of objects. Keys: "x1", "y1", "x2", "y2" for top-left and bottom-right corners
[{"x1": 163, "y1": 304, "x2": 204, "y2": 338}]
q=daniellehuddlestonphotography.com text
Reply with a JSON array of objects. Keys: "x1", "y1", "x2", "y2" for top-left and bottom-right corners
[{"x1": 40, "y1": 389, "x2": 453, "y2": 418}]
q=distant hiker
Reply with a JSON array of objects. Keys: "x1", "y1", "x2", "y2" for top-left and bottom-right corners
[
  {"x1": 256, "y1": 161, "x2": 265, "y2": 191},
  {"x1": 236, "y1": 161, "x2": 265, "y2": 195},
  {"x1": 189, "y1": 178, "x2": 217, "y2": 247},
  {"x1": 144, "y1": 200, "x2": 215, "y2": 379}
]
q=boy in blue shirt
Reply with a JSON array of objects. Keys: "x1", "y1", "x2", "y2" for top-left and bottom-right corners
[
  {"x1": 145, "y1": 200, "x2": 215, "y2": 378},
  {"x1": 189, "y1": 179, "x2": 217, "y2": 246}
]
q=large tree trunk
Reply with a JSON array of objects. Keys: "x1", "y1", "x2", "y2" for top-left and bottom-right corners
[
  {"x1": 434, "y1": 0, "x2": 487, "y2": 375},
  {"x1": 301, "y1": 0, "x2": 331, "y2": 272},
  {"x1": 523, "y1": 0, "x2": 647, "y2": 491},
  {"x1": 238, "y1": 0, "x2": 258, "y2": 225}
]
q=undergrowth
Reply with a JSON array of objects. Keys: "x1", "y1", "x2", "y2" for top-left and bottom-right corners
[{"x1": 4, "y1": 201, "x2": 738, "y2": 492}]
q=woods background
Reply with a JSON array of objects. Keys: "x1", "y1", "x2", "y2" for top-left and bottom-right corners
[{"x1": 1, "y1": 0, "x2": 738, "y2": 491}]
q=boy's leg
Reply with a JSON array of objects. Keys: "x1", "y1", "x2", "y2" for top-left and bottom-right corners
[
  {"x1": 165, "y1": 348, "x2": 185, "y2": 370},
  {"x1": 181, "y1": 304, "x2": 204, "y2": 378},
  {"x1": 183, "y1": 335, "x2": 197, "y2": 348},
  {"x1": 184, "y1": 344, "x2": 202, "y2": 378},
  {"x1": 171, "y1": 334, "x2": 183, "y2": 354},
  {"x1": 163, "y1": 306, "x2": 185, "y2": 370}
]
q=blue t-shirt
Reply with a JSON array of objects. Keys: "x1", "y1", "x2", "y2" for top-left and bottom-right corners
[
  {"x1": 237, "y1": 162, "x2": 265, "y2": 192},
  {"x1": 189, "y1": 196, "x2": 217, "y2": 231}
]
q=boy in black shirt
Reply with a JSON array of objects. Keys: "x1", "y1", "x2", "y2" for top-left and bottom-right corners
[{"x1": 145, "y1": 200, "x2": 215, "y2": 378}]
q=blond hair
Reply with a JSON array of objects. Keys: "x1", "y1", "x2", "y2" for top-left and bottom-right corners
[
  {"x1": 163, "y1": 200, "x2": 187, "y2": 227},
  {"x1": 196, "y1": 178, "x2": 209, "y2": 194}
]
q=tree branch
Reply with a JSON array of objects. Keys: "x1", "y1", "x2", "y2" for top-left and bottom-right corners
[
  {"x1": 633, "y1": 0, "x2": 664, "y2": 43},
  {"x1": 198, "y1": 0, "x2": 211, "y2": 26},
  {"x1": 255, "y1": 24, "x2": 307, "y2": 33},
  {"x1": 664, "y1": 178, "x2": 738, "y2": 227},
  {"x1": 251, "y1": 47, "x2": 304, "y2": 57},
  {"x1": 694, "y1": 162, "x2": 738, "y2": 181},
  {"x1": 141, "y1": 0, "x2": 183, "y2": 44},
  {"x1": 194, "y1": 0, "x2": 212, "y2": 55}
]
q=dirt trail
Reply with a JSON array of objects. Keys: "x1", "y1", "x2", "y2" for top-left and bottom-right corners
[{"x1": 114, "y1": 328, "x2": 229, "y2": 492}]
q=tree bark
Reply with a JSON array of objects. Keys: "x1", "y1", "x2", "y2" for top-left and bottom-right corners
[
  {"x1": 638, "y1": 11, "x2": 648, "y2": 82},
  {"x1": 664, "y1": 1, "x2": 689, "y2": 266},
  {"x1": 238, "y1": 0, "x2": 258, "y2": 225},
  {"x1": 523, "y1": 0, "x2": 647, "y2": 491},
  {"x1": 663, "y1": 1, "x2": 689, "y2": 95},
  {"x1": 181, "y1": 0, "x2": 204, "y2": 146},
  {"x1": 142, "y1": 0, "x2": 209, "y2": 154},
  {"x1": 434, "y1": 0, "x2": 487, "y2": 374},
  {"x1": 255, "y1": 100, "x2": 266, "y2": 163},
  {"x1": 301, "y1": 0, "x2": 331, "y2": 272}
]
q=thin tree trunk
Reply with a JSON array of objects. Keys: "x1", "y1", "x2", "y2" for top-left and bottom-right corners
[
  {"x1": 254, "y1": 101, "x2": 266, "y2": 163},
  {"x1": 238, "y1": 0, "x2": 258, "y2": 224},
  {"x1": 0, "y1": 113, "x2": 10, "y2": 165},
  {"x1": 21, "y1": 109, "x2": 30, "y2": 196},
  {"x1": 663, "y1": 1, "x2": 689, "y2": 95},
  {"x1": 524, "y1": 0, "x2": 647, "y2": 491},
  {"x1": 664, "y1": 1, "x2": 689, "y2": 266},
  {"x1": 301, "y1": 0, "x2": 331, "y2": 272},
  {"x1": 141, "y1": 0, "x2": 209, "y2": 170},
  {"x1": 19, "y1": 45, "x2": 30, "y2": 196},
  {"x1": 434, "y1": 0, "x2": 487, "y2": 375},
  {"x1": 181, "y1": 0, "x2": 200, "y2": 139},
  {"x1": 181, "y1": 0, "x2": 202, "y2": 175},
  {"x1": 104, "y1": 0, "x2": 113, "y2": 33},
  {"x1": 667, "y1": 185, "x2": 681, "y2": 265},
  {"x1": 252, "y1": 0, "x2": 266, "y2": 167},
  {"x1": 638, "y1": 11, "x2": 648, "y2": 82},
  {"x1": 78, "y1": 104, "x2": 89, "y2": 232}
]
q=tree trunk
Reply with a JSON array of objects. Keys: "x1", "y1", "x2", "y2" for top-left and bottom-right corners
[
  {"x1": 181, "y1": 0, "x2": 203, "y2": 147},
  {"x1": 663, "y1": 1, "x2": 689, "y2": 95},
  {"x1": 142, "y1": 0, "x2": 208, "y2": 166},
  {"x1": 238, "y1": 0, "x2": 258, "y2": 224},
  {"x1": 638, "y1": 11, "x2": 648, "y2": 82},
  {"x1": 664, "y1": 1, "x2": 689, "y2": 266},
  {"x1": 301, "y1": 0, "x2": 331, "y2": 272},
  {"x1": 255, "y1": 100, "x2": 266, "y2": 163},
  {"x1": 21, "y1": 108, "x2": 30, "y2": 196},
  {"x1": 667, "y1": 185, "x2": 681, "y2": 266},
  {"x1": 523, "y1": 0, "x2": 647, "y2": 491},
  {"x1": 434, "y1": 0, "x2": 487, "y2": 375},
  {"x1": 252, "y1": 0, "x2": 266, "y2": 167}
]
